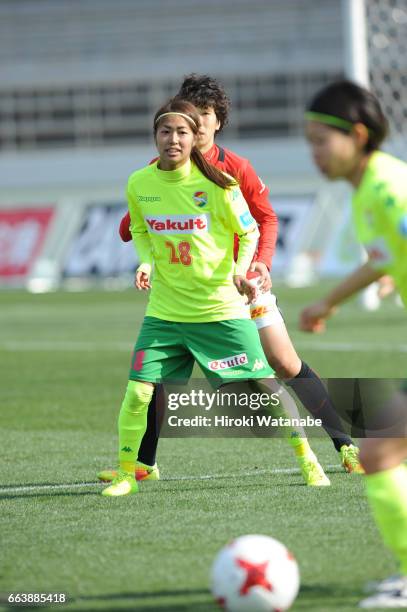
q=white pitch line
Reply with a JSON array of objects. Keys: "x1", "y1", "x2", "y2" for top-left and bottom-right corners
[
  {"x1": 1, "y1": 340, "x2": 406, "y2": 352},
  {"x1": 0, "y1": 482, "x2": 98, "y2": 494},
  {"x1": 0, "y1": 465, "x2": 344, "y2": 494}
]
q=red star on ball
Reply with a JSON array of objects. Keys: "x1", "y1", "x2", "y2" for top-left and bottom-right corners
[{"x1": 236, "y1": 558, "x2": 273, "y2": 595}]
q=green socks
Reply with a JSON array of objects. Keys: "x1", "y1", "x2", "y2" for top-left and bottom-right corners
[
  {"x1": 365, "y1": 464, "x2": 407, "y2": 574},
  {"x1": 118, "y1": 380, "x2": 154, "y2": 472}
]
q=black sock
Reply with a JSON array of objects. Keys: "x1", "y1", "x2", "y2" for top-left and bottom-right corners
[
  {"x1": 286, "y1": 361, "x2": 353, "y2": 452},
  {"x1": 137, "y1": 386, "x2": 163, "y2": 466}
]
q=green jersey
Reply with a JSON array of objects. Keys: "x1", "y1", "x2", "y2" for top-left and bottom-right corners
[
  {"x1": 127, "y1": 160, "x2": 259, "y2": 322},
  {"x1": 352, "y1": 151, "x2": 407, "y2": 306}
]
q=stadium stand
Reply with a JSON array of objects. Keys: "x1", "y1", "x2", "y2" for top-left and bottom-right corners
[{"x1": 0, "y1": 0, "x2": 343, "y2": 150}]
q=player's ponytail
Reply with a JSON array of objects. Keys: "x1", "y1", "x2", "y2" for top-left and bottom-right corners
[
  {"x1": 306, "y1": 80, "x2": 388, "y2": 152},
  {"x1": 190, "y1": 147, "x2": 236, "y2": 189},
  {"x1": 154, "y1": 98, "x2": 236, "y2": 190}
]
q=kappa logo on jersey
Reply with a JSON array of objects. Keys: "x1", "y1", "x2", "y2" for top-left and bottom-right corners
[
  {"x1": 231, "y1": 188, "x2": 241, "y2": 201},
  {"x1": 239, "y1": 211, "x2": 255, "y2": 228},
  {"x1": 193, "y1": 191, "x2": 208, "y2": 207},
  {"x1": 145, "y1": 214, "x2": 209, "y2": 234},
  {"x1": 137, "y1": 195, "x2": 161, "y2": 202},
  {"x1": 259, "y1": 178, "x2": 266, "y2": 195},
  {"x1": 208, "y1": 353, "x2": 248, "y2": 371}
]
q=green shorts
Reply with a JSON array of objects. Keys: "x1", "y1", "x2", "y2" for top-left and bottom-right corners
[{"x1": 129, "y1": 316, "x2": 274, "y2": 384}]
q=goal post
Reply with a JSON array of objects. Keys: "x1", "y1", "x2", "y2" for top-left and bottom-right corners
[{"x1": 342, "y1": 0, "x2": 370, "y2": 86}]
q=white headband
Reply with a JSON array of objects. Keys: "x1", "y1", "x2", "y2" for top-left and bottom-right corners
[{"x1": 155, "y1": 112, "x2": 198, "y2": 128}]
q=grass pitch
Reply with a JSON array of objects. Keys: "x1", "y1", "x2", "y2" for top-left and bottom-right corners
[{"x1": 1, "y1": 285, "x2": 406, "y2": 611}]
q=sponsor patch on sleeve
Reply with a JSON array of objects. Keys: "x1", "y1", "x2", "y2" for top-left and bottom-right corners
[{"x1": 239, "y1": 211, "x2": 255, "y2": 228}]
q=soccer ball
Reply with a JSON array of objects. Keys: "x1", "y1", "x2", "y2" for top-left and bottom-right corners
[{"x1": 210, "y1": 534, "x2": 300, "y2": 611}]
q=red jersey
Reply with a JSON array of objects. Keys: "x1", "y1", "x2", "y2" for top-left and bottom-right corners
[{"x1": 120, "y1": 143, "x2": 278, "y2": 269}]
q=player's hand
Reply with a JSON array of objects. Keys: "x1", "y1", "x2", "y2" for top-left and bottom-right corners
[
  {"x1": 234, "y1": 275, "x2": 258, "y2": 304},
  {"x1": 249, "y1": 262, "x2": 272, "y2": 292},
  {"x1": 377, "y1": 274, "x2": 396, "y2": 299},
  {"x1": 299, "y1": 300, "x2": 337, "y2": 333},
  {"x1": 135, "y1": 270, "x2": 151, "y2": 290}
]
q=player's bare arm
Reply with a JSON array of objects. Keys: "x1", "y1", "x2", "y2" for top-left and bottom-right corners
[{"x1": 300, "y1": 258, "x2": 384, "y2": 333}]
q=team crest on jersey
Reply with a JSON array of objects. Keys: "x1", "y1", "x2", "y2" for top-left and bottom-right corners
[{"x1": 193, "y1": 191, "x2": 208, "y2": 207}]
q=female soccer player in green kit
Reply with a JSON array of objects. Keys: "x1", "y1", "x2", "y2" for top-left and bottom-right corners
[
  {"x1": 102, "y1": 98, "x2": 277, "y2": 497},
  {"x1": 302, "y1": 80, "x2": 407, "y2": 608},
  {"x1": 100, "y1": 74, "x2": 364, "y2": 489}
]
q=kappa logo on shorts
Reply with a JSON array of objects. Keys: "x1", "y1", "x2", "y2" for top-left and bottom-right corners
[
  {"x1": 208, "y1": 353, "x2": 248, "y2": 371},
  {"x1": 251, "y1": 359, "x2": 266, "y2": 372},
  {"x1": 145, "y1": 214, "x2": 209, "y2": 234}
]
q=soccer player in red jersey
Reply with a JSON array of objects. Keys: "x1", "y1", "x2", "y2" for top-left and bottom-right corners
[{"x1": 102, "y1": 75, "x2": 363, "y2": 485}]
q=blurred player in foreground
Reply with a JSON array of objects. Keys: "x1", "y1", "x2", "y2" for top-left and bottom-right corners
[
  {"x1": 301, "y1": 80, "x2": 407, "y2": 328},
  {"x1": 302, "y1": 80, "x2": 407, "y2": 608},
  {"x1": 102, "y1": 98, "x2": 277, "y2": 496},
  {"x1": 100, "y1": 75, "x2": 363, "y2": 487}
]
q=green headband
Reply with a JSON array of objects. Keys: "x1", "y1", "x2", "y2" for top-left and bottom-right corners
[{"x1": 304, "y1": 111, "x2": 354, "y2": 131}]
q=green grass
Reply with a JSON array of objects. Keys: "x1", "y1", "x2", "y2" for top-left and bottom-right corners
[{"x1": 0, "y1": 286, "x2": 405, "y2": 611}]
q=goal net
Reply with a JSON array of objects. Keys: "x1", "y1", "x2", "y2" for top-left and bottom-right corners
[{"x1": 365, "y1": 0, "x2": 407, "y2": 160}]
